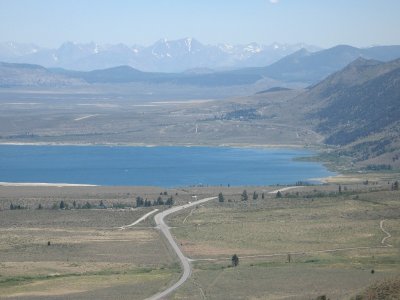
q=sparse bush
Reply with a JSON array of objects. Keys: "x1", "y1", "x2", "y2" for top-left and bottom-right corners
[
  {"x1": 10, "y1": 203, "x2": 25, "y2": 210},
  {"x1": 112, "y1": 203, "x2": 129, "y2": 209}
]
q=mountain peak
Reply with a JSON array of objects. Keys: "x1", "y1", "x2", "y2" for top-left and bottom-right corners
[{"x1": 347, "y1": 57, "x2": 382, "y2": 67}]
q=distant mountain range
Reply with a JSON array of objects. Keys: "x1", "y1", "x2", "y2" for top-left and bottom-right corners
[
  {"x1": 2, "y1": 43, "x2": 400, "y2": 89},
  {"x1": 0, "y1": 39, "x2": 320, "y2": 72}
]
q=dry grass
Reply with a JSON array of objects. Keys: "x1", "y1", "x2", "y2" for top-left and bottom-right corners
[
  {"x1": 0, "y1": 184, "x2": 399, "y2": 299},
  {"x1": 166, "y1": 188, "x2": 400, "y2": 299},
  {"x1": 0, "y1": 206, "x2": 179, "y2": 299}
]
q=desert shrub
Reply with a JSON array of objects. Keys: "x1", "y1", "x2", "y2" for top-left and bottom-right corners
[
  {"x1": 9, "y1": 203, "x2": 26, "y2": 210},
  {"x1": 218, "y1": 192, "x2": 224, "y2": 202},
  {"x1": 112, "y1": 203, "x2": 129, "y2": 209},
  {"x1": 82, "y1": 202, "x2": 92, "y2": 209}
]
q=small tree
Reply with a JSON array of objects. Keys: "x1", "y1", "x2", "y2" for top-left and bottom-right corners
[
  {"x1": 166, "y1": 196, "x2": 174, "y2": 206},
  {"x1": 393, "y1": 181, "x2": 399, "y2": 191},
  {"x1": 82, "y1": 201, "x2": 92, "y2": 209},
  {"x1": 156, "y1": 196, "x2": 164, "y2": 205},
  {"x1": 231, "y1": 254, "x2": 239, "y2": 267},
  {"x1": 252, "y1": 191, "x2": 258, "y2": 200},
  {"x1": 136, "y1": 196, "x2": 144, "y2": 207},
  {"x1": 276, "y1": 191, "x2": 282, "y2": 198},
  {"x1": 218, "y1": 192, "x2": 224, "y2": 202},
  {"x1": 241, "y1": 190, "x2": 248, "y2": 201},
  {"x1": 59, "y1": 200, "x2": 65, "y2": 210}
]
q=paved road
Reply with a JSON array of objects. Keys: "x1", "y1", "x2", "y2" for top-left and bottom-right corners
[{"x1": 146, "y1": 196, "x2": 217, "y2": 300}]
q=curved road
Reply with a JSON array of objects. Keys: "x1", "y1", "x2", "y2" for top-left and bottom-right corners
[
  {"x1": 146, "y1": 196, "x2": 217, "y2": 300},
  {"x1": 380, "y1": 219, "x2": 392, "y2": 247}
]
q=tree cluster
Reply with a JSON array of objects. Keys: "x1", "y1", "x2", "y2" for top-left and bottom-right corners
[{"x1": 136, "y1": 195, "x2": 174, "y2": 208}]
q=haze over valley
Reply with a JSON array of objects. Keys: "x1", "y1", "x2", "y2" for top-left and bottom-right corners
[
  {"x1": 1, "y1": 43, "x2": 399, "y2": 169},
  {"x1": 1, "y1": 1, "x2": 400, "y2": 299}
]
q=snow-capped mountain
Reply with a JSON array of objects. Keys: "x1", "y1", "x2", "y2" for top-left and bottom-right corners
[
  {"x1": 0, "y1": 42, "x2": 41, "y2": 58},
  {"x1": 0, "y1": 38, "x2": 321, "y2": 72}
]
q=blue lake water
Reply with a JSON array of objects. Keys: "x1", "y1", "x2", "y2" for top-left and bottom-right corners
[{"x1": 0, "y1": 145, "x2": 334, "y2": 187}]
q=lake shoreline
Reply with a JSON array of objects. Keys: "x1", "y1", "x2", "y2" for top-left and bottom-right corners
[
  {"x1": 0, "y1": 141, "x2": 309, "y2": 149},
  {"x1": 0, "y1": 144, "x2": 336, "y2": 187}
]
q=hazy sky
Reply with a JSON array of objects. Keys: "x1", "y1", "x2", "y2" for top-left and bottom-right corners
[{"x1": 1, "y1": 0, "x2": 399, "y2": 48}]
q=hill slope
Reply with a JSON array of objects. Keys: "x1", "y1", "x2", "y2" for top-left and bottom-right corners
[
  {"x1": 0, "y1": 62, "x2": 85, "y2": 87},
  {"x1": 261, "y1": 45, "x2": 400, "y2": 84},
  {"x1": 305, "y1": 58, "x2": 400, "y2": 166}
]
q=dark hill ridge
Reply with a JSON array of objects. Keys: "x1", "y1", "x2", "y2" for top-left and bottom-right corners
[
  {"x1": 305, "y1": 57, "x2": 400, "y2": 100},
  {"x1": 305, "y1": 58, "x2": 400, "y2": 164},
  {"x1": 0, "y1": 62, "x2": 85, "y2": 87}
]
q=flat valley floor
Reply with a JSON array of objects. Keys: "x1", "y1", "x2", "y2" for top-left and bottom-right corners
[{"x1": 0, "y1": 177, "x2": 399, "y2": 299}]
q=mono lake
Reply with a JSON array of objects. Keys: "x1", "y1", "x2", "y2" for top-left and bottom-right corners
[{"x1": 0, "y1": 145, "x2": 335, "y2": 186}]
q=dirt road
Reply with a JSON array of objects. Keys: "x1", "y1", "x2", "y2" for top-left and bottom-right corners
[
  {"x1": 146, "y1": 196, "x2": 217, "y2": 300},
  {"x1": 118, "y1": 209, "x2": 159, "y2": 229}
]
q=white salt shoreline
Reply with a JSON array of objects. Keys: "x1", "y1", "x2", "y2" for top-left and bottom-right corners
[{"x1": 0, "y1": 182, "x2": 98, "y2": 187}]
